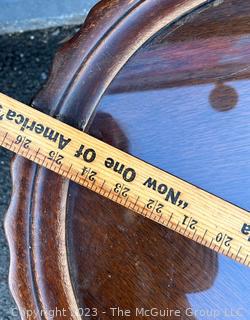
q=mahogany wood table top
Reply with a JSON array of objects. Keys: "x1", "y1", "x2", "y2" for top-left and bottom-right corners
[{"x1": 4, "y1": 0, "x2": 250, "y2": 319}]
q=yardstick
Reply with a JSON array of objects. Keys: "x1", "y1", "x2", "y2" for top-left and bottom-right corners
[{"x1": 0, "y1": 92, "x2": 249, "y2": 267}]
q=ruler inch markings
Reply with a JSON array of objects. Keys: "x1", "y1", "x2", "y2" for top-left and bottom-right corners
[{"x1": 0, "y1": 92, "x2": 249, "y2": 267}]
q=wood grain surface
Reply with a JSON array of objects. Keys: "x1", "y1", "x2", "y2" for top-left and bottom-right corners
[
  {"x1": 0, "y1": 92, "x2": 249, "y2": 265},
  {"x1": 4, "y1": 0, "x2": 250, "y2": 319}
]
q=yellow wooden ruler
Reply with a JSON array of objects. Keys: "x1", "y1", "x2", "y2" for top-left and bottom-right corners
[{"x1": 0, "y1": 92, "x2": 249, "y2": 266}]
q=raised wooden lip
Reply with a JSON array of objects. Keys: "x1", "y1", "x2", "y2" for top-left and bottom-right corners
[{"x1": 4, "y1": 1, "x2": 215, "y2": 319}]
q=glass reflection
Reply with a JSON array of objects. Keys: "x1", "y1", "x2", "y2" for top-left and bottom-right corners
[
  {"x1": 68, "y1": 1, "x2": 250, "y2": 318},
  {"x1": 95, "y1": 78, "x2": 250, "y2": 319}
]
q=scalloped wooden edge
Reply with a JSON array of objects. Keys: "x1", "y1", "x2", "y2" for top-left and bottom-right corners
[{"x1": 5, "y1": 1, "x2": 214, "y2": 319}]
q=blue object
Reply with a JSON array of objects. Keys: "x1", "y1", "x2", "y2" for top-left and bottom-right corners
[{"x1": 1, "y1": 0, "x2": 98, "y2": 34}]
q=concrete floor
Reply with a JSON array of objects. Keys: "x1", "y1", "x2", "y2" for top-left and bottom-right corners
[{"x1": 0, "y1": 26, "x2": 79, "y2": 319}]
